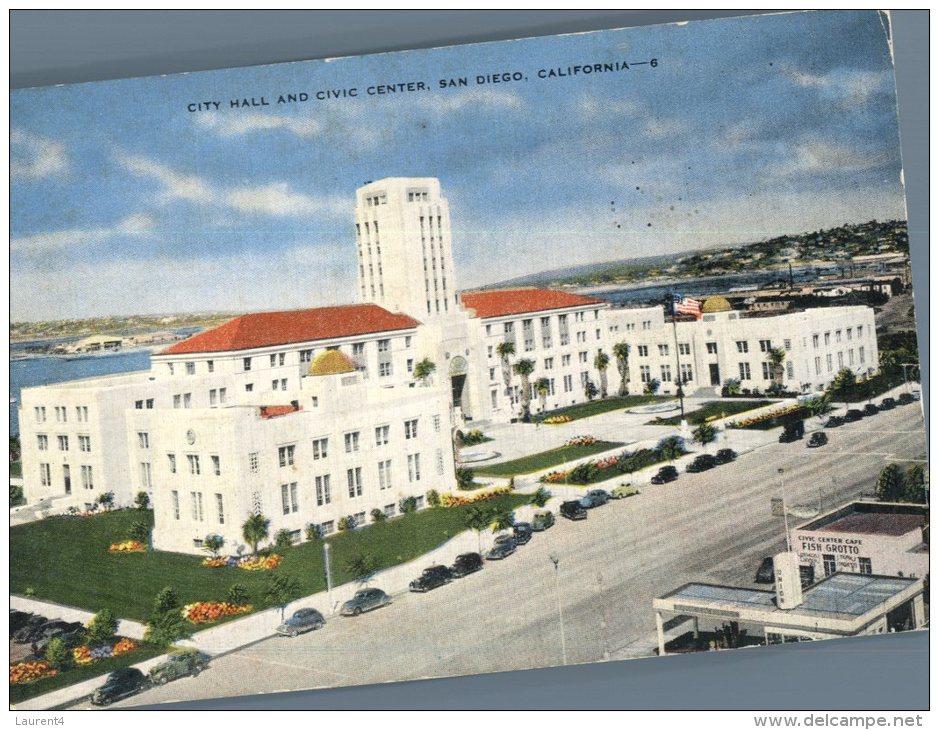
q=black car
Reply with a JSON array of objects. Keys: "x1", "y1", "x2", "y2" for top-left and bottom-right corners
[
  {"x1": 779, "y1": 421, "x2": 805, "y2": 442},
  {"x1": 560, "y1": 500, "x2": 587, "y2": 520},
  {"x1": 451, "y1": 552, "x2": 483, "y2": 577},
  {"x1": 843, "y1": 409, "x2": 864, "y2": 422},
  {"x1": 9, "y1": 610, "x2": 34, "y2": 634},
  {"x1": 13, "y1": 616, "x2": 55, "y2": 645},
  {"x1": 32, "y1": 622, "x2": 85, "y2": 654},
  {"x1": 485, "y1": 541, "x2": 516, "y2": 560},
  {"x1": 807, "y1": 431, "x2": 828, "y2": 448},
  {"x1": 686, "y1": 454, "x2": 717, "y2": 473},
  {"x1": 714, "y1": 448, "x2": 737, "y2": 464},
  {"x1": 897, "y1": 392, "x2": 915, "y2": 405},
  {"x1": 91, "y1": 668, "x2": 150, "y2": 706},
  {"x1": 755, "y1": 557, "x2": 774, "y2": 584},
  {"x1": 650, "y1": 465, "x2": 679, "y2": 484},
  {"x1": 512, "y1": 522, "x2": 533, "y2": 544},
  {"x1": 879, "y1": 397, "x2": 897, "y2": 411},
  {"x1": 863, "y1": 403, "x2": 879, "y2": 417},
  {"x1": 579, "y1": 489, "x2": 610, "y2": 509},
  {"x1": 824, "y1": 416, "x2": 845, "y2": 428},
  {"x1": 409, "y1": 565, "x2": 454, "y2": 592}
]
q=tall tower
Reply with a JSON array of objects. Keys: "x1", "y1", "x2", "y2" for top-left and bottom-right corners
[{"x1": 354, "y1": 178, "x2": 459, "y2": 318}]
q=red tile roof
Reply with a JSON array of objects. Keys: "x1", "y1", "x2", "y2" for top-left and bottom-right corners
[
  {"x1": 259, "y1": 404, "x2": 301, "y2": 419},
  {"x1": 160, "y1": 304, "x2": 420, "y2": 355},
  {"x1": 460, "y1": 288, "x2": 606, "y2": 319}
]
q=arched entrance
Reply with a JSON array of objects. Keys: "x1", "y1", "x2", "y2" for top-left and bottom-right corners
[{"x1": 449, "y1": 356, "x2": 469, "y2": 416}]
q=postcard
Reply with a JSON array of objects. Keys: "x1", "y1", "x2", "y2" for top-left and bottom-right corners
[{"x1": 9, "y1": 10, "x2": 927, "y2": 710}]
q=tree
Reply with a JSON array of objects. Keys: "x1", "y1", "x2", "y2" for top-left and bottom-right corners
[
  {"x1": 227, "y1": 583, "x2": 250, "y2": 605},
  {"x1": 264, "y1": 574, "x2": 301, "y2": 620},
  {"x1": 337, "y1": 515, "x2": 356, "y2": 531},
  {"x1": 904, "y1": 465, "x2": 927, "y2": 504},
  {"x1": 643, "y1": 378, "x2": 661, "y2": 396},
  {"x1": 45, "y1": 636, "x2": 73, "y2": 671},
  {"x1": 203, "y1": 533, "x2": 225, "y2": 557},
  {"x1": 413, "y1": 357, "x2": 436, "y2": 386},
  {"x1": 399, "y1": 496, "x2": 418, "y2": 514},
  {"x1": 128, "y1": 520, "x2": 149, "y2": 544},
  {"x1": 145, "y1": 587, "x2": 190, "y2": 648},
  {"x1": 274, "y1": 529, "x2": 294, "y2": 549},
  {"x1": 766, "y1": 347, "x2": 787, "y2": 390},
  {"x1": 97, "y1": 491, "x2": 115, "y2": 511},
  {"x1": 584, "y1": 379, "x2": 599, "y2": 401},
  {"x1": 455, "y1": 466, "x2": 476, "y2": 491},
  {"x1": 370, "y1": 507, "x2": 387, "y2": 522},
  {"x1": 692, "y1": 422, "x2": 719, "y2": 447},
  {"x1": 425, "y1": 489, "x2": 440, "y2": 508},
  {"x1": 345, "y1": 552, "x2": 379, "y2": 584},
  {"x1": 656, "y1": 435, "x2": 686, "y2": 461},
  {"x1": 496, "y1": 341, "x2": 516, "y2": 397},
  {"x1": 153, "y1": 587, "x2": 180, "y2": 615},
  {"x1": 594, "y1": 350, "x2": 611, "y2": 398},
  {"x1": 613, "y1": 342, "x2": 631, "y2": 396},
  {"x1": 135, "y1": 491, "x2": 151, "y2": 510},
  {"x1": 242, "y1": 512, "x2": 270, "y2": 554},
  {"x1": 10, "y1": 435, "x2": 21, "y2": 463},
  {"x1": 806, "y1": 394, "x2": 833, "y2": 419},
  {"x1": 305, "y1": 523, "x2": 322, "y2": 541},
  {"x1": 828, "y1": 368, "x2": 857, "y2": 404},
  {"x1": 534, "y1": 377, "x2": 550, "y2": 413},
  {"x1": 512, "y1": 358, "x2": 536, "y2": 421},
  {"x1": 85, "y1": 608, "x2": 119, "y2": 647},
  {"x1": 464, "y1": 505, "x2": 493, "y2": 552},
  {"x1": 722, "y1": 378, "x2": 741, "y2": 396},
  {"x1": 876, "y1": 464, "x2": 906, "y2": 502},
  {"x1": 531, "y1": 487, "x2": 552, "y2": 508}
]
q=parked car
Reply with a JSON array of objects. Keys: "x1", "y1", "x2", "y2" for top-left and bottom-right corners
[
  {"x1": 409, "y1": 565, "x2": 454, "y2": 592},
  {"x1": 450, "y1": 552, "x2": 484, "y2": 577},
  {"x1": 13, "y1": 615, "x2": 50, "y2": 644},
  {"x1": 843, "y1": 409, "x2": 864, "y2": 422},
  {"x1": 530, "y1": 510, "x2": 555, "y2": 531},
  {"x1": 807, "y1": 432, "x2": 828, "y2": 448},
  {"x1": 686, "y1": 454, "x2": 717, "y2": 473},
  {"x1": 340, "y1": 588, "x2": 391, "y2": 616},
  {"x1": 863, "y1": 403, "x2": 879, "y2": 417},
  {"x1": 611, "y1": 483, "x2": 640, "y2": 499},
  {"x1": 754, "y1": 557, "x2": 775, "y2": 584},
  {"x1": 23, "y1": 620, "x2": 75, "y2": 649},
  {"x1": 31, "y1": 622, "x2": 85, "y2": 654},
  {"x1": 824, "y1": 416, "x2": 845, "y2": 428},
  {"x1": 897, "y1": 392, "x2": 916, "y2": 405},
  {"x1": 149, "y1": 649, "x2": 211, "y2": 684},
  {"x1": 878, "y1": 397, "x2": 897, "y2": 411},
  {"x1": 275, "y1": 607, "x2": 325, "y2": 637},
  {"x1": 714, "y1": 448, "x2": 737, "y2": 464},
  {"x1": 579, "y1": 489, "x2": 610, "y2": 508},
  {"x1": 650, "y1": 465, "x2": 679, "y2": 484},
  {"x1": 9, "y1": 610, "x2": 34, "y2": 635},
  {"x1": 91, "y1": 667, "x2": 150, "y2": 706},
  {"x1": 779, "y1": 421, "x2": 805, "y2": 442},
  {"x1": 560, "y1": 500, "x2": 587, "y2": 520},
  {"x1": 493, "y1": 533, "x2": 518, "y2": 550},
  {"x1": 485, "y1": 540, "x2": 516, "y2": 560},
  {"x1": 512, "y1": 522, "x2": 533, "y2": 544}
]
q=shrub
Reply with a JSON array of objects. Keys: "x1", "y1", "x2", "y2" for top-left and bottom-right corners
[
  {"x1": 202, "y1": 533, "x2": 225, "y2": 557},
  {"x1": 644, "y1": 378, "x2": 661, "y2": 395},
  {"x1": 370, "y1": 508, "x2": 386, "y2": 523},
  {"x1": 227, "y1": 583, "x2": 250, "y2": 605},
  {"x1": 399, "y1": 496, "x2": 418, "y2": 514},
  {"x1": 531, "y1": 487, "x2": 552, "y2": 508},
  {"x1": 144, "y1": 609, "x2": 191, "y2": 648},
  {"x1": 130, "y1": 520, "x2": 150, "y2": 544},
  {"x1": 97, "y1": 491, "x2": 115, "y2": 510},
  {"x1": 44, "y1": 637, "x2": 73, "y2": 671},
  {"x1": 85, "y1": 608, "x2": 119, "y2": 647},
  {"x1": 305, "y1": 523, "x2": 322, "y2": 542},
  {"x1": 337, "y1": 515, "x2": 357, "y2": 531},
  {"x1": 456, "y1": 466, "x2": 476, "y2": 491},
  {"x1": 722, "y1": 378, "x2": 742, "y2": 397},
  {"x1": 153, "y1": 587, "x2": 180, "y2": 615},
  {"x1": 425, "y1": 489, "x2": 440, "y2": 508},
  {"x1": 134, "y1": 491, "x2": 151, "y2": 510},
  {"x1": 274, "y1": 529, "x2": 294, "y2": 549},
  {"x1": 569, "y1": 461, "x2": 600, "y2": 484},
  {"x1": 10, "y1": 484, "x2": 24, "y2": 507}
]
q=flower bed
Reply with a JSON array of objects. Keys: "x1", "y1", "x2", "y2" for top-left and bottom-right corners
[
  {"x1": 727, "y1": 404, "x2": 809, "y2": 430},
  {"x1": 72, "y1": 638, "x2": 139, "y2": 667},
  {"x1": 539, "y1": 442, "x2": 687, "y2": 486},
  {"x1": 182, "y1": 601, "x2": 252, "y2": 624},
  {"x1": 439, "y1": 486, "x2": 513, "y2": 508},
  {"x1": 237, "y1": 554, "x2": 282, "y2": 571},
  {"x1": 201, "y1": 557, "x2": 228, "y2": 568},
  {"x1": 108, "y1": 540, "x2": 146, "y2": 552},
  {"x1": 543, "y1": 415, "x2": 572, "y2": 425},
  {"x1": 10, "y1": 661, "x2": 57, "y2": 685},
  {"x1": 565, "y1": 435, "x2": 598, "y2": 447}
]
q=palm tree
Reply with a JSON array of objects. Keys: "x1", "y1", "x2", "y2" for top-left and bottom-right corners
[
  {"x1": 464, "y1": 505, "x2": 493, "y2": 552},
  {"x1": 594, "y1": 350, "x2": 611, "y2": 398},
  {"x1": 534, "y1": 377, "x2": 550, "y2": 414},
  {"x1": 766, "y1": 347, "x2": 786, "y2": 391},
  {"x1": 241, "y1": 512, "x2": 270, "y2": 555},
  {"x1": 496, "y1": 341, "x2": 516, "y2": 398},
  {"x1": 692, "y1": 422, "x2": 719, "y2": 447},
  {"x1": 413, "y1": 357, "x2": 436, "y2": 386},
  {"x1": 489, "y1": 507, "x2": 515, "y2": 533},
  {"x1": 613, "y1": 342, "x2": 631, "y2": 396},
  {"x1": 512, "y1": 358, "x2": 536, "y2": 421}
]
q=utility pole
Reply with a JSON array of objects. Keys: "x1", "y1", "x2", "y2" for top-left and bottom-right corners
[{"x1": 549, "y1": 554, "x2": 567, "y2": 665}]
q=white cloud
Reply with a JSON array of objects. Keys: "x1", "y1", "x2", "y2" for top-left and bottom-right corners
[
  {"x1": 784, "y1": 67, "x2": 892, "y2": 109},
  {"x1": 11, "y1": 214, "x2": 154, "y2": 255},
  {"x1": 10, "y1": 129, "x2": 69, "y2": 180},
  {"x1": 116, "y1": 151, "x2": 345, "y2": 219},
  {"x1": 196, "y1": 113, "x2": 324, "y2": 138},
  {"x1": 416, "y1": 88, "x2": 525, "y2": 115},
  {"x1": 771, "y1": 139, "x2": 892, "y2": 178}
]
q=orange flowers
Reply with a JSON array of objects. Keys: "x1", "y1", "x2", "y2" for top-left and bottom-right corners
[
  {"x1": 10, "y1": 661, "x2": 57, "y2": 685},
  {"x1": 438, "y1": 486, "x2": 512, "y2": 508},
  {"x1": 237, "y1": 554, "x2": 282, "y2": 571},
  {"x1": 201, "y1": 557, "x2": 228, "y2": 568},
  {"x1": 182, "y1": 601, "x2": 252, "y2": 624},
  {"x1": 109, "y1": 540, "x2": 146, "y2": 552},
  {"x1": 112, "y1": 638, "x2": 138, "y2": 655}
]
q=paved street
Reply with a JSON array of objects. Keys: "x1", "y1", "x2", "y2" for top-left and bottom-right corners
[{"x1": 76, "y1": 405, "x2": 925, "y2": 709}]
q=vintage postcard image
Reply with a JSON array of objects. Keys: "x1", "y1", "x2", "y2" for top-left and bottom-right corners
[{"x1": 9, "y1": 10, "x2": 927, "y2": 709}]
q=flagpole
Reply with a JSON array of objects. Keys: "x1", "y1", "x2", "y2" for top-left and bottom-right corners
[{"x1": 668, "y1": 290, "x2": 686, "y2": 423}]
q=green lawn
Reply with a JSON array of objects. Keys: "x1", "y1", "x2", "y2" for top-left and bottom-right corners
[
  {"x1": 11, "y1": 495, "x2": 529, "y2": 623},
  {"x1": 532, "y1": 395, "x2": 669, "y2": 423},
  {"x1": 10, "y1": 644, "x2": 164, "y2": 704},
  {"x1": 648, "y1": 400, "x2": 771, "y2": 426},
  {"x1": 474, "y1": 441, "x2": 624, "y2": 477}
]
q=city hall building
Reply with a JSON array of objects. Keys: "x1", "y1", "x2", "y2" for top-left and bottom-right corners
[{"x1": 18, "y1": 177, "x2": 879, "y2": 553}]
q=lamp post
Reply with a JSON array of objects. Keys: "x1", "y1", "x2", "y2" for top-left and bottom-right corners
[
  {"x1": 323, "y1": 541, "x2": 333, "y2": 611},
  {"x1": 779, "y1": 468, "x2": 792, "y2": 553},
  {"x1": 549, "y1": 553, "x2": 567, "y2": 666}
]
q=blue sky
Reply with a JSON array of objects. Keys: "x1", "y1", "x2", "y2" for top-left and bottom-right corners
[{"x1": 11, "y1": 10, "x2": 906, "y2": 321}]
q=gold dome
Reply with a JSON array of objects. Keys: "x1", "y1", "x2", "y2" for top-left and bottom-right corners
[
  {"x1": 308, "y1": 350, "x2": 356, "y2": 377},
  {"x1": 701, "y1": 295, "x2": 733, "y2": 313}
]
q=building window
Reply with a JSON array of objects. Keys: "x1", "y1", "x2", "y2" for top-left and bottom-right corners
[
  {"x1": 837, "y1": 352, "x2": 844, "y2": 369},
  {"x1": 637, "y1": 345, "x2": 649, "y2": 357},
  {"x1": 55, "y1": 406, "x2": 67, "y2": 423},
  {"x1": 759, "y1": 339, "x2": 772, "y2": 352},
  {"x1": 786, "y1": 361, "x2": 795, "y2": 379},
  {"x1": 407, "y1": 358, "x2": 414, "y2": 373},
  {"x1": 433, "y1": 414, "x2": 441, "y2": 432},
  {"x1": 835, "y1": 330, "x2": 842, "y2": 343},
  {"x1": 848, "y1": 349, "x2": 855, "y2": 366},
  {"x1": 79, "y1": 435, "x2": 91, "y2": 452},
  {"x1": 245, "y1": 383, "x2": 254, "y2": 393},
  {"x1": 77, "y1": 405, "x2": 89, "y2": 422},
  {"x1": 248, "y1": 452, "x2": 259, "y2": 473},
  {"x1": 211, "y1": 455, "x2": 221, "y2": 476},
  {"x1": 563, "y1": 374, "x2": 573, "y2": 392},
  {"x1": 522, "y1": 319, "x2": 535, "y2": 351},
  {"x1": 207, "y1": 360, "x2": 214, "y2": 373},
  {"x1": 171, "y1": 490, "x2": 180, "y2": 520},
  {"x1": 491, "y1": 389, "x2": 498, "y2": 408},
  {"x1": 243, "y1": 357, "x2": 252, "y2": 372},
  {"x1": 137, "y1": 432, "x2": 150, "y2": 449},
  {"x1": 312, "y1": 438, "x2": 328, "y2": 460},
  {"x1": 278, "y1": 445, "x2": 295, "y2": 467},
  {"x1": 544, "y1": 357, "x2": 554, "y2": 370},
  {"x1": 436, "y1": 448, "x2": 444, "y2": 475},
  {"x1": 859, "y1": 346, "x2": 865, "y2": 364},
  {"x1": 300, "y1": 349, "x2": 313, "y2": 363},
  {"x1": 858, "y1": 557, "x2": 872, "y2": 575},
  {"x1": 541, "y1": 317, "x2": 553, "y2": 349},
  {"x1": 210, "y1": 389, "x2": 218, "y2": 406},
  {"x1": 705, "y1": 342, "x2": 718, "y2": 355},
  {"x1": 344, "y1": 432, "x2": 360, "y2": 453},
  {"x1": 191, "y1": 491, "x2": 204, "y2": 522},
  {"x1": 183, "y1": 393, "x2": 192, "y2": 408},
  {"x1": 188, "y1": 454, "x2": 201, "y2": 475},
  {"x1": 375, "y1": 425, "x2": 390, "y2": 446},
  {"x1": 35, "y1": 406, "x2": 47, "y2": 423},
  {"x1": 657, "y1": 344, "x2": 669, "y2": 357},
  {"x1": 321, "y1": 520, "x2": 335, "y2": 536},
  {"x1": 384, "y1": 503, "x2": 396, "y2": 519},
  {"x1": 812, "y1": 334, "x2": 819, "y2": 349},
  {"x1": 783, "y1": 339, "x2": 792, "y2": 351},
  {"x1": 40, "y1": 463, "x2": 51, "y2": 487},
  {"x1": 738, "y1": 362, "x2": 751, "y2": 380},
  {"x1": 315, "y1": 475, "x2": 331, "y2": 505},
  {"x1": 269, "y1": 354, "x2": 277, "y2": 367},
  {"x1": 281, "y1": 482, "x2": 299, "y2": 514},
  {"x1": 145, "y1": 398, "x2": 154, "y2": 409},
  {"x1": 823, "y1": 554, "x2": 836, "y2": 577},
  {"x1": 826, "y1": 354, "x2": 833, "y2": 372},
  {"x1": 814, "y1": 356, "x2": 821, "y2": 376},
  {"x1": 216, "y1": 493, "x2": 224, "y2": 524},
  {"x1": 736, "y1": 341, "x2": 749, "y2": 354},
  {"x1": 677, "y1": 343, "x2": 690, "y2": 356},
  {"x1": 140, "y1": 462, "x2": 152, "y2": 489},
  {"x1": 81, "y1": 465, "x2": 94, "y2": 490},
  {"x1": 186, "y1": 362, "x2": 196, "y2": 375},
  {"x1": 660, "y1": 365, "x2": 672, "y2": 383},
  {"x1": 762, "y1": 362, "x2": 772, "y2": 380},
  {"x1": 37, "y1": 434, "x2": 48, "y2": 451},
  {"x1": 824, "y1": 332, "x2": 830, "y2": 346},
  {"x1": 168, "y1": 363, "x2": 175, "y2": 375},
  {"x1": 857, "y1": 325, "x2": 863, "y2": 338},
  {"x1": 579, "y1": 351, "x2": 588, "y2": 364},
  {"x1": 272, "y1": 380, "x2": 279, "y2": 391},
  {"x1": 562, "y1": 354, "x2": 571, "y2": 366},
  {"x1": 135, "y1": 400, "x2": 144, "y2": 409},
  {"x1": 378, "y1": 459, "x2": 392, "y2": 490},
  {"x1": 58, "y1": 435, "x2": 69, "y2": 451},
  {"x1": 407, "y1": 453, "x2": 421, "y2": 483},
  {"x1": 680, "y1": 364, "x2": 693, "y2": 382},
  {"x1": 347, "y1": 467, "x2": 363, "y2": 497},
  {"x1": 168, "y1": 453, "x2": 177, "y2": 474},
  {"x1": 404, "y1": 419, "x2": 418, "y2": 439}
]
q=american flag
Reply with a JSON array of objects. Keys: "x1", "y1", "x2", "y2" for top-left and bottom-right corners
[{"x1": 672, "y1": 294, "x2": 702, "y2": 318}]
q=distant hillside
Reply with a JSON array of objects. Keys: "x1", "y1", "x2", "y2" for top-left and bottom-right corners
[{"x1": 489, "y1": 219, "x2": 908, "y2": 289}]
